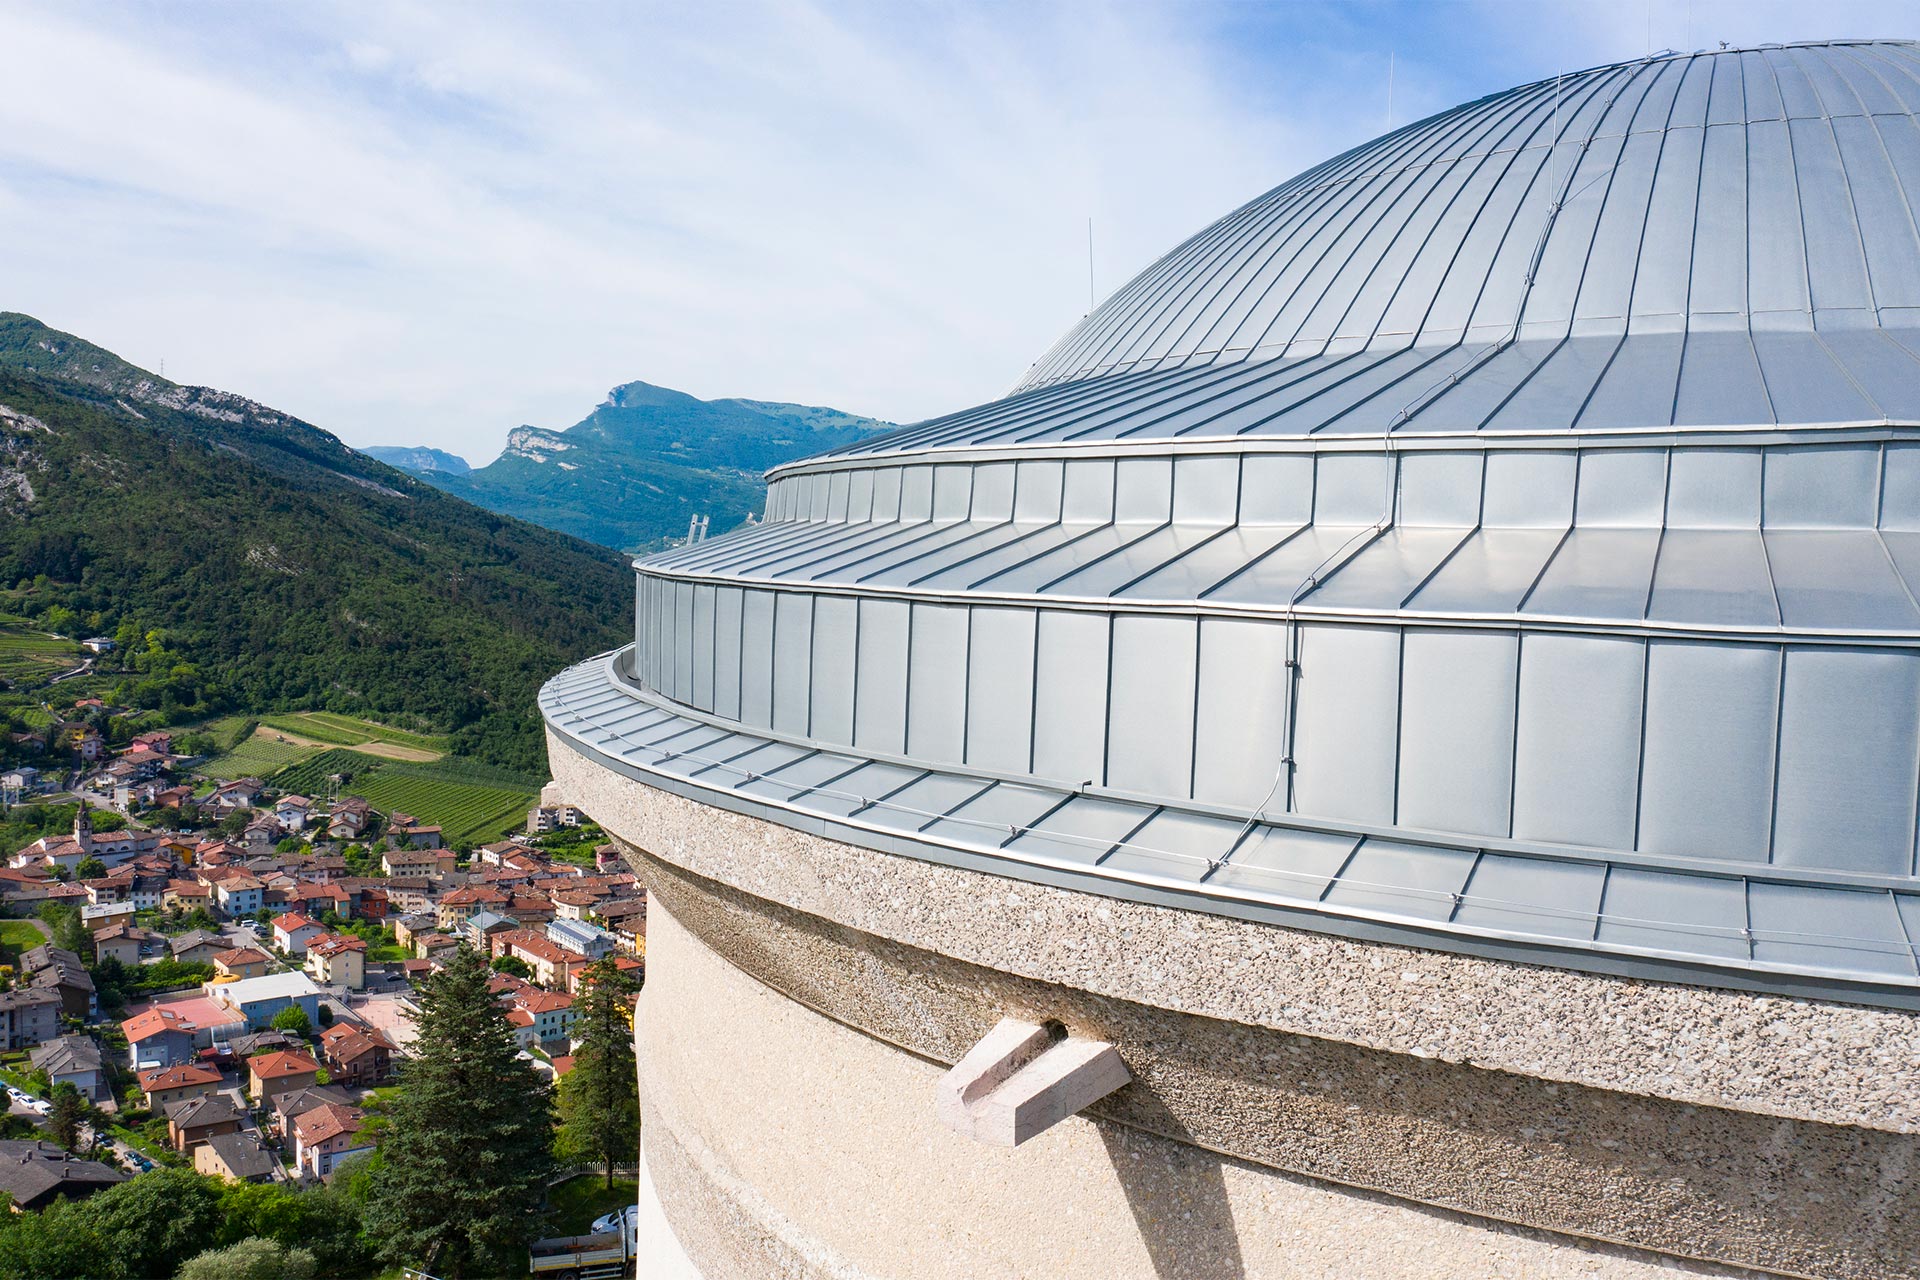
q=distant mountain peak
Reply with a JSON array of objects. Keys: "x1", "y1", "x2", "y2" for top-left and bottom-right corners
[
  {"x1": 603, "y1": 380, "x2": 702, "y2": 411},
  {"x1": 398, "y1": 376, "x2": 897, "y2": 553},
  {"x1": 360, "y1": 445, "x2": 472, "y2": 477}
]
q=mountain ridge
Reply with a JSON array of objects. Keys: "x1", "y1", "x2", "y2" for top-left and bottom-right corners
[
  {"x1": 0, "y1": 311, "x2": 629, "y2": 771},
  {"x1": 375, "y1": 379, "x2": 896, "y2": 552}
]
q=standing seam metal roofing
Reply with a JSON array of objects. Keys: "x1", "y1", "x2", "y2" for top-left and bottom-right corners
[{"x1": 545, "y1": 42, "x2": 1920, "y2": 1004}]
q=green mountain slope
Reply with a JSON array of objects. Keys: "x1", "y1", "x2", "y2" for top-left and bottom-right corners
[
  {"x1": 0, "y1": 312, "x2": 629, "y2": 772},
  {"x1": 394, "y1": 380, "x2": 895, "y2": 552}
]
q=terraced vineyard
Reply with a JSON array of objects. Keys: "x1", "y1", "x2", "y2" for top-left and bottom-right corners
[
  {"x1": 198, "y1": 734, "x2": 320, "y2": 781},
  {"x1": 268, "y1": 749, "x2": 539, "y2": 845},
  {"x1": 0, "y1": 618, "x2": 82, "y2": 682}
]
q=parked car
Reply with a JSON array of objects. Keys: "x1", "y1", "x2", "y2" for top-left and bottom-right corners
[{"x1": 588, "y1": 1206, "x2": 639, "y2": 1236}]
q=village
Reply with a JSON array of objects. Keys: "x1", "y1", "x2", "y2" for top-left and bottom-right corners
[{"x1": 0, "y1": 716, "x2": 645, "y2": 1205}]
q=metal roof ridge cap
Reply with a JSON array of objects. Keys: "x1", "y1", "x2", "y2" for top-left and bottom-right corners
[{"x1": 762, "y1": 420, "x2": 1920, "y2": 478}]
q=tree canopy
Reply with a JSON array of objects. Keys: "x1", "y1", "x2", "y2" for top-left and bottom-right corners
[
  {"x1": 554, "y1": 957, "x2": 639, "y2": 1189},
  {"x1": 364, "y1": 944, "x2": 554, "y2": 1278}
]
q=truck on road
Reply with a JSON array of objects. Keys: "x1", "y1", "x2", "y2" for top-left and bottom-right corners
[{"x1": 527, "y1": 1230, "x2": 632, "y2": 1280}]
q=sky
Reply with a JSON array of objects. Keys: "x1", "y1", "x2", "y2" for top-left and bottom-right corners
[{"x1": 0, "y1": 1, "x2": 1914, "y2": 462}]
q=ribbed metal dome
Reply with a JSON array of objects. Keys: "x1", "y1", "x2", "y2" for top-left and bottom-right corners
[
  {"x1": 821, "y1": 41, "x2": 1920, "y2": 458},
  {"x1": 1031, "y1": 41, "x2": 1920, "y2": 381},
  {"x1": 546, "y1": 41, "x2": 1920, "y2": 1007}
]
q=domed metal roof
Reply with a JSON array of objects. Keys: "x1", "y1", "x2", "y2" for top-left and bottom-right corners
[
  {"x1": 547, "y1": 41, "x2": 1920, "y2": 1007},
  {"x1": 818, "y1": 41, "x2": 1920, "y2": 459}
]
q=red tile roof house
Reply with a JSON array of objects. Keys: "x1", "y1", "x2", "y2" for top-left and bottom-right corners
[
  {"x1": 317, "y1": 1022, "x2": 396, "y2": 1087},
  {"x1": 434, "y1": 885, "x2": 509, "y2": 932},
  {"x1": 492, "y1": 929, "x2": 589, "y2": 989},
  {"x1": 213, "y1": 947, "x2": 273, "y2": 980},
  {"x1": 292, "y1": 1102, "x2": 371, "y2": 1179},
  {"x1": 304, "y1": 933, "x2": 367, "y2": 990},
  {"x1": 137, "y1": 1062, "x2": 223, "y2": 1113},
  {"x1": 123, "y1": 1006, "x2": 200, "y2": 1069},
  {"x1": 503, "y1": 988, "x2": 576, "y2": 1048},
  {"x1": 247, "y1": 1049, "x2": 321, "y2": 1105},
  {"x1": 268, "y1": 1084, "x2": 355, "y2": 1138},
  {"x1": 271, "y1": 912, "x2": 326, "y2": 957}
]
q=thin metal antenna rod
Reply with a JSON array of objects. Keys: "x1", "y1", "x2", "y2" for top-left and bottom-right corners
[{"x1": 1087, "y1": 217, "x2": 1095, "y2": 313}]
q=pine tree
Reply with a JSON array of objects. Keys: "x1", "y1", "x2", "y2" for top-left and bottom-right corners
[
  {"x1": 44, "y1": 1082, "x2": 82, "y2": 1152},
  {"x1": 364, "y1": 944, "x2": 554, "y2": 1279},
  {"x1": 553, "y1": 958, "x2": 639, "y2": 1189}
]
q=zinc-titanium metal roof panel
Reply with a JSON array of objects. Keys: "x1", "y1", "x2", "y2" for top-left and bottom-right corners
[
  {"x1": 1772, "y1": 645, "x2": 1920, "y2": 876},
  {"x1": 1673, "y1": 332, "x2": 1775, "y2": 427},
  {"x1": 1191, "y1": 617, "x2": 1290, "y2": 811},
  {"x1": 1754, "y1": 332, "x2": 1876, "y2": 423},
  {"x1": 1396, "y1": 629, "x2": 1518, "y2": 838},
  {"x1": 732, "y1": 750, "x2": 864, "y2": 804},
  {"x1": 920, "y1": 781, "x2": 1068, "y2": 847},
  {"x1": 1322, "y1": 838, "x2": 1477, "y2": 922},
  {"x1": 1115, "y1": 525, "x2": 1308, "y2": 601},
  {"x1": 1512, "y1": 632, "x2": 1646, "y2": 851},
  {"x1": 1404, "y1": 529, "x2": 1568, "y2": 614},
  {"x1": 1747, "y1": 882, "x2": 1917, "y2": 979},
  {"x1": 1041, "y1": 526, "x2": 1226, "y2": 598},
  {"x1": 857, "y1": 773, "x2": 994, "y2": 834},
  {"x1": 1452, "y1": 853, "x2": 1607, "y2": 941},
  {"x1": 908, "y1": 523, "x2": 1096, "y2": 591},
  {"x1": 1645, "y1": 530, "x2": 1781, "y2": 627},
  {"x1": 1521, "y1": 528, "x2": 1661, "y2": 619},
  {"x1": 1638, "y1": 641, "x2": 1782, "y2": 864},
  {"x1": 1102, "y1": 809, "x2": 1243, "y2": 880},
  {"x1": 1764, "y1": 531, "x2": 1920, "y2": 630},
  {"x1": 1295, "y1": 528, "x2": 1473, "y2": 610},
  {"x1": 797, "y1": 761, "x2": 927, "y2": 818},
  {"x1": 1290, "y1": 623, "x2": 1401, "y2": 824},
  {"x1": 964, "y1": 606, "x2": 1037, "y2": 775},
  {"x1": 1207, "y1": 825, "x2": 1361, "y2": 901},
  {"x1": 1203, "y1": 524, "x2": 1381, "y2": 606},
  {"x1": 1576, "y1": 334, "x2": 1683, "y2": 431},
  {"x1": 685, "y1": 739, "x2": 812, "y2": 789},
  {"x1": 1107, "y1": 614, "x2": 1199, "y2": 799},
  {"x1": 1596, "y1": 868, "x2": 1750, "y2": 960},
  {"x1": 1004, "y1": 796, "x2": 1151, "y2": 866}
]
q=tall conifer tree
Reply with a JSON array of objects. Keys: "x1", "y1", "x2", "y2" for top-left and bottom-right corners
[
  {"x1": 554, "y1": 958, "x2": 639, "y2": 1189},
  {"x1": 365, "y1": 944, "x2": 553, "y2": 1279}
]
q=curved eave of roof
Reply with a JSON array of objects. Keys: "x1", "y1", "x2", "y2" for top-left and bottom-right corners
[{"x1": 542, "y1": 650, "x2": 1920, "y2": 1008}]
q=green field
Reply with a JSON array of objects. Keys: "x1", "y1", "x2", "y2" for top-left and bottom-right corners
[
  {"x1": 197, "y1": 715, "x2": 258, "y2": 752},
  {"x1": 269, "y1": 749, "x2": 540, "y2": 846},
  {"x1": 199, "y1": 735, "x2": 321, "y2": 780},
  {"x1": 0, "y1": 620, "x2": 82, "y2": 682},
  {"x1": 258, "y1": 711, "x2": 448, "y2": 755},
  {"x1": 0, "y1": 920, "x2": 44, "y2": 962}
]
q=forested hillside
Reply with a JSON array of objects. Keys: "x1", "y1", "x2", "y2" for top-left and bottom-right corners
[{"x1": 0, "y1": 313, "x2": 629, "y2": 771}]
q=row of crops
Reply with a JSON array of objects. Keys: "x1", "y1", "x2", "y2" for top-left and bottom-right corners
[
  {"x1": 0, "y1": 623, "x2": 82, "y2": 681},
  {"x1": 265, "y1": 749, "x2": 541, "y2": 846},
  {"x1": 197, "y1": 735, "x2": 320, "y2": 781}
]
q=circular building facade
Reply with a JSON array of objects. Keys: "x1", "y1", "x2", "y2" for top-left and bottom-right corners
[{"x1": 545, "y1": 41, "x2": 1920, "y2": 1280}]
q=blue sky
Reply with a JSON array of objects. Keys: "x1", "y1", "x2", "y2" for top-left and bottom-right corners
[{"x1": 0, "y1": 1, "x2": 1912, "y2": 460}]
